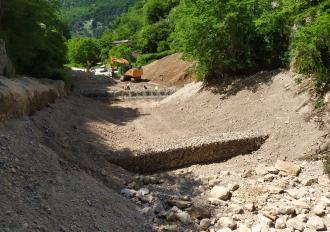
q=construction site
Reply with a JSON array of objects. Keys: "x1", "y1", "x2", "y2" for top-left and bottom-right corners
[{"x1": 0, "y1": 52, "x2": 330, "y2": 232}]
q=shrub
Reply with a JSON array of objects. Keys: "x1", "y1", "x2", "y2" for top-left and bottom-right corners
[{"x1": 135, "y1": 50, "x2": 174, "y2": 66}]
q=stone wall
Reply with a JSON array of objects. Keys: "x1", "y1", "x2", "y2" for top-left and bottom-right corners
[
  {"x1": 109, "y1": 132, "x2": 268, "y2": 173},
  {"x1": 0, "y1": 76, "x2": 67, "y2": 121}
]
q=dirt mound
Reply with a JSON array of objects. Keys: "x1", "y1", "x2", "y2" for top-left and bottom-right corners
[
  {"x1": 0, "y1": 96, "x2": 150, "y2": 231},
  {"x1": 142, "y1": 53, "x2": 194, "y2": 87}
]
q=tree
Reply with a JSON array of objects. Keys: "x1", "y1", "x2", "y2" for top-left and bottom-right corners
[
  {"x1": 67, "y1": 37, "x2": 100, "y2": 72},
  {"x1": 0, "y1": 0, "x2": 68, "y2": 78},
  {"x1": 109, "y1": 45, "x2": 133, "y2": 62}
]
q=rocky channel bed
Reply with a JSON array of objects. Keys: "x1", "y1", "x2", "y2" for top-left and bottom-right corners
[{"x1": 120, "y1": 160, "x2": 330, "y2": 232}]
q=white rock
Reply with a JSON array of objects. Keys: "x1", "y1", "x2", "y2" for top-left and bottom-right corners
[
  {"x1": 257, "y1": 214, "x2": 272, "y2": 226},
  {"x1": 217, "y1": 217, "x2": 237, "y2": 230},
  {"x1": 137, "y1": 188, "x2": 149, "y2": 196},
  {"x1": 313, "y1": 204, "x2": 325, "y2": 216},
  {"x1": 238, "y1": 224, "x2": 251, "y2": 232},
  {"x1": 228, "y1": 204, "x2": 243, "y2": 214},
  {"x1": 251, "y1": 224, "x2": 269, "y2": 232},
  {"x1": 286, "y1": 217, "x2": 304, "y2": 231},
  {"x1": 292, "y1": 199, "x2": 310, "y2": 210},
  {"x1": 256, "y1": 166, "x2": 269, "y2": 176},
  {"x1": 275, "y1": 217, "x2": 287, "y2": 229},
  {"x1": 319, "y1": 196, "x2": 330, "y2": 207},
  {"x1": 318, "y1": 175, "x2": 330, "y2": 186},
  {"x1": 216, "y1": 227, "x2": 233, "y2": 232},
  {"x1": 275, "y1": 160, "x2": 301, "y2": 176},
  {"x1": 306, "y1": 216, "x2": 325, "y2": 230},
  {"x1": 210, "y1": 186, "x2": 231, "y2": 201},
  {"x1": 287, "y1": 188, "x2": 307, "y2": 199},
  {"x1": 245, "y1": 203, "x2": 255, "y2": 212}
]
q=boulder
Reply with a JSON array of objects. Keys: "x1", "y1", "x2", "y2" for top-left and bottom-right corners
[
  {"x1": 216, "y1": 217, "x2": 237, "y2": 230},
  {"x1": 210, "y1": 186, "x2": 231, "y2": 201},
  {"x1": 275, "y1": 160, "x2": 301, "y2": 176},
  {"x1": 306, "y1": 216, "x2": 325, "y2": 230}
]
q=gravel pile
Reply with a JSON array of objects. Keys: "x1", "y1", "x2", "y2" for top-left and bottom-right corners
[{"x1": 120, "y1": 160, "x2": 330, "y2": 231}]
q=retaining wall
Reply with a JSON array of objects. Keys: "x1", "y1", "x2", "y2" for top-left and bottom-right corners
[{"x1": 108, "y1": 132, "x2": 268, "y2": 173}]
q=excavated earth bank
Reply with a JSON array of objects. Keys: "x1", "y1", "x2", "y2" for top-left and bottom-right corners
[
  {"x1": 0, "y1": 76, "x2": 66, "y2": 121},
  {"x1": 109, "y1": 132, "x2": 268, "y2": 173}
]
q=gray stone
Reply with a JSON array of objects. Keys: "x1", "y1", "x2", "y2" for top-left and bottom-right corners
[
  {"x1": 167, "y1": 199, "x2": 192, "y2": 209},
  {"x1": 267, "y1": 167, "x2": 279, "y2": 175},
  {"x1": 152, "y1": 201, "x2": 164, "y2": 214},
  {"x1": 120, "y1": 188, "x2": 135, "y2": 198},
  {"x1": 286, "y1": 217, "x2": 304, "y2": 231},
  {"x1": 306, "y1": 216, "x2": 325, "y2": 230},
  {"x1": 200, "y1": 218, "x2": 211, "y2": 229},
  {"x1": 175, "y1": 211, "x2": 192, "y2": 224},
  {"x1": 210, "y1": 186, "x2": 231, "y2": 201},
  {"x1": 302, "y1": 177, "x2": 318, "y2": 186},
  {"x1": 217, "y1": 217, "x2": 237, "y2": 230},
  {"x1": 275, "y1": 160, "x2": 301, "y2": 176},
  {"x1": 189, "y1": 205, "x2": 211, "y2": 219}
]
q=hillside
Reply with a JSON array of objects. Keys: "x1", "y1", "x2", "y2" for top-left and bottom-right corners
[{"x1": 60, "y1": 0, "x2": 138, "y2": 37}]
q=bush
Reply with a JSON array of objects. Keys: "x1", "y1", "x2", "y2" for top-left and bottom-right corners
[
  {"x1": 291, "y1": 13, "x2": 330, "y2": 89},
  {"x1": 135, "y1": 50, "x2": 174, "y2": 66},
  {"x1": 171, "y1": 0, "x2": 268, "y2": 80},
  {"x1": 47, "y1": 69, "x2": 72, "y2": 87}
]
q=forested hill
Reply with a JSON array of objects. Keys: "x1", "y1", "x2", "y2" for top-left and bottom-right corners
[{"x1": 60, "y1": 0, "x2": 138, "y2": 37}]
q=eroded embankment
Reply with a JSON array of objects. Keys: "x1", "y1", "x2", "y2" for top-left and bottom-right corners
[
  {"x1": 0, "y1": 76, "x2": 67, "y2": 121},
  {"x1": 109, "y1": 132, "x2": 268, "y2": 173}
]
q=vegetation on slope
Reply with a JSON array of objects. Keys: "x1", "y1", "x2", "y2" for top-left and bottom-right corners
[
  {"x1": 60, "y1": 0, "x2": 137, "y2": 37},
  {"x1": 0, "y1": 0, "x2": 69, "y2": 82}
]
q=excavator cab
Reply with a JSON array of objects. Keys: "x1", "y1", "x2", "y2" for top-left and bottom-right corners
[{"x1": 110, "y1": 57, "x2": 143, "y2": 82}]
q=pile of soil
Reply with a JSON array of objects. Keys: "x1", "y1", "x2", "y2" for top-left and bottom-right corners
[{"x1": 142, "y1": 53, "x2": 194, "y2": 87}]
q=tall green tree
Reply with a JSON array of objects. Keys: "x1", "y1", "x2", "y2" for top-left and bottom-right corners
[
  {"x1": 67, "y1": 37, "x2": 100, "y2": 71},
  {"x1": 0, "y1": 0, "x2": 69, "y2": 78}
]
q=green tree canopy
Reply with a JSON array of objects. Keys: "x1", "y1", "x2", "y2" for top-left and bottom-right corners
[
  {"x1": 67, "y1": 37, "x2": 100, "y2": 71},
  {"x1": 0, "y1": 0, "x2": 68, "y2": 78}
]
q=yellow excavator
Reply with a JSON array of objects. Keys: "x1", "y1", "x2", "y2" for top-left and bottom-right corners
[{"x1": 110, "y1": 57, "x2": 143, "y2": 82}]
